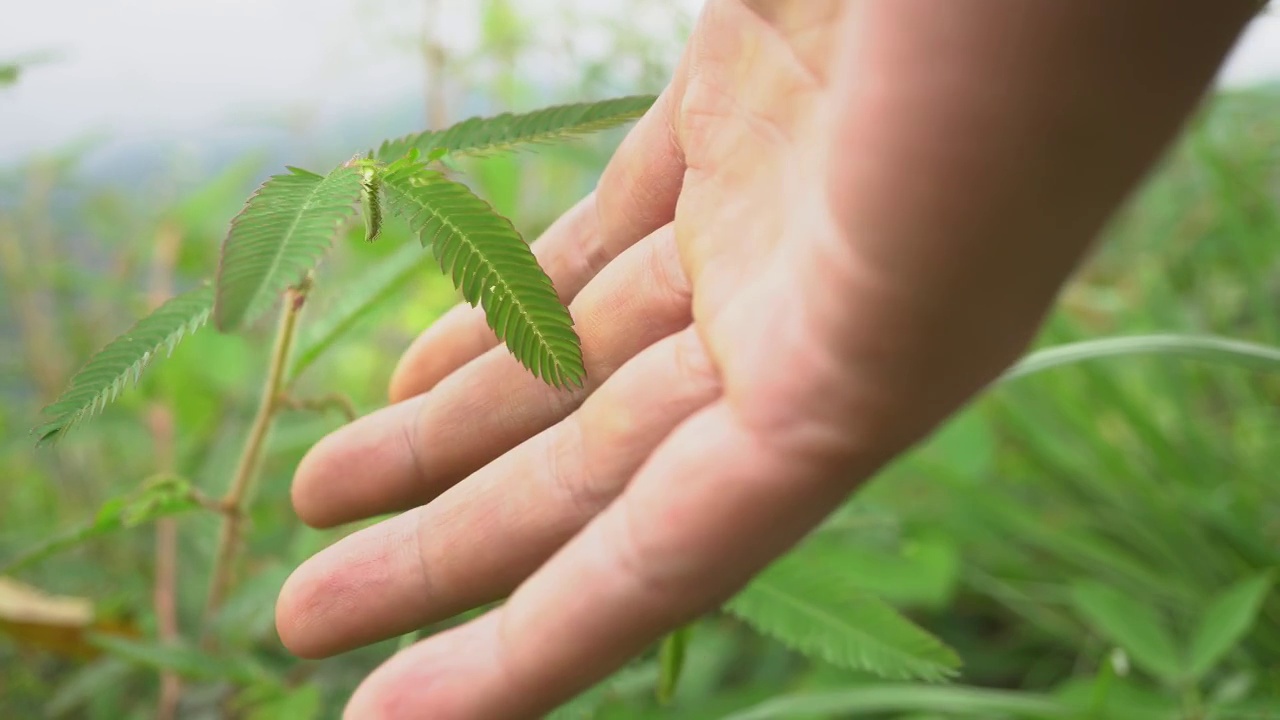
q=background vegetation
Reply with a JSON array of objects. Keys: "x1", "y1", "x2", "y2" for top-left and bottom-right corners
[{"x1": 2, "y1": 3, "x2": 1278, "y2": 718}]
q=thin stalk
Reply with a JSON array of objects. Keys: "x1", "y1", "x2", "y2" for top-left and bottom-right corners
[
  {"x1": 150, "y1": 407, "x2": 182, "y2": 720},
  {"x1": 147, "y1": 222, "x2": 183, "y2": 720},
  {"x1": 203, "y1": 286, "x2": 307, "y2": 636}
]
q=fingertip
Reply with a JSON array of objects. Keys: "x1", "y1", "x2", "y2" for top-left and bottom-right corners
[
  {"x1": 290, "y1": 444, "x2": 335, "y2": 529},
  {"x1": 274, "y1": 566, "x2": 335, "y2": 660},
  {"x1": 387, "y1": 340, "x2": 425, "y2": 404},
  {"x1": 289, "y1": 400, "x2": 426, "y2": 528},
  {"x1": 345, "y1": 618, "x2": 503, "y2": 720}
]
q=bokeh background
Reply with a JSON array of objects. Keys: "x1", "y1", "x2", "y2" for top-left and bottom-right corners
[{"x1": 3, "y1": 2, "x2": 1280, "y2": 718}]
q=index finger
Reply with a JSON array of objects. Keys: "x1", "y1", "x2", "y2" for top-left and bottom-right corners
[
  {"x1": 388, "y1": 88, "x2": 687, "y2": 402},
  {"x1": 344, "y1": 402, "x2": 860, "y2": 719}
]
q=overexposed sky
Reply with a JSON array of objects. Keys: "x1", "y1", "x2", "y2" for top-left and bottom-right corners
[{"x1": 2, "y1": 1, "x2": 1280, "y2": 164}]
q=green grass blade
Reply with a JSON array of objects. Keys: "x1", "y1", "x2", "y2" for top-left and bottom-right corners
[
  {"x1": 376, "y1": 95, "x2": 655, "y2": 162},
  {"x1": 722, "y1": 685, "x2": 1070, "y2": 720},
  {"x1": 1003, "y1": 334, "x2": 1280, "y2": 383},
  {"x1": 656, "y1": 626, "x2": 690, "y2": 705},
  {"x1": 33, "y1": 286, "x2": 214, "y2": 443},
  {"x1": 380, "y1": 156, "x2": 583, "y2": 388},
  {"x1": 214, "y1": 164, "x2": 363, "y2": 330},
  {"x1": 725, "y1": 543, "x2": 961, "y2": 682}
]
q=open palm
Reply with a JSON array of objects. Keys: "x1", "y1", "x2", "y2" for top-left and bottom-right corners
[{"x1": 275, "y1": 1, "x2": 1250, "y2": 717}]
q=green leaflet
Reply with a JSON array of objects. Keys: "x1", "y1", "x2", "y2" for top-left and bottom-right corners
[
  {"x1": 34, "y1": 286, "x2": 214, "y2": 443},
  {"x1": 381, "y1": 155, "x2": 584, "y2": 388},
  {"x1": 1185, "y1": 572, "x2": 1273, "y2": 680},
  {"x1": 376, "y1": 95, "x2": 656, "y2": 162},
  {"x1": 214, "y1": 164, "x2": 363, "y2": 331},
  {"x1": 726, "y1": 543, "x2": 961, "y2": 682},
  {"x1": 656, "y1": 626, "x2": 689, "y2": 704},
  {"x1": 1069, "y1": 580, "x2": 1182, "y2": 684}
]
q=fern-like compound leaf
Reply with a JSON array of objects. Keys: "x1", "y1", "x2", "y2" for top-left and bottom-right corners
[
  {"x1": 34, "y1": 286, "x2": 214, "y2": 444},
  {"x1": 380, "y1": 156, "x2": 584, "y2": 388},
  {"x1": 214, "y1": 164, "x2": 363, "y2": 330},
  {"x1": 726, "y1": 544, "x2": 961, "y2": 682},
  {"x1": 376, "y1": 95, "x2": 656, "y2": 162}
]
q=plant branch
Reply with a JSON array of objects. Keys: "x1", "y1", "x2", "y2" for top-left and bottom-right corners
[
  {"x1": 147, "y1": 221, "x2": 183, "y2": 720},
  {"x1": 276, "y1": 392, "x2": 358, "y2": 422},
  {"x1": 203, "y1": 285, "x2": 307, "y2": 638}
]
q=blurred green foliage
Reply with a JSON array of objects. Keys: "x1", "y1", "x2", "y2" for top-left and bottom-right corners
[{"x1": 2, "y1": 3, "x2": 1280, "y2": 718}]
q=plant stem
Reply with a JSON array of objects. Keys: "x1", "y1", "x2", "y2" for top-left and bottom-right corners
[
  {"x1": 150, "y1": 407, "x2": 182, "y2": 720},
  {"x1": 276, "y1": 391, "x2": 359, "y2": 422},
  {"x1": 147, "y1": 220, "x2": 183, "y2": 720},
  {"x1": 202, "y1": 287, "x2": 307, "y2": 637}
]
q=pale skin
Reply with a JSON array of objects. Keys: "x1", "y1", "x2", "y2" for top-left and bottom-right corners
[{"x1": 274, "y1": 2, "x2": 1257, "y2": 717}]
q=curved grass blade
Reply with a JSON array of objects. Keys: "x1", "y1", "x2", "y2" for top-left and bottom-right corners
[
  {"x1": 34, "y1": 286, "x2": 213, "y2": 444},
  {"x1": 725, "y1": 543, "x2": 961, "y2": 682},
  {"x1": 656, "y1": 626, "x2": 689, "y2": 705},
  {"x1": 376, "y1": 95, "x2": 656, "y2": 162},
  {"x1": 290, "y1": 243, "x2": 430, "y2": 380},
  {"x1": 1002, "y1": 334, "x2": 1280, "y2": 383},
  {"x1": 381, "y1": 156, "x2": 583, "y2": 388},
  {"x1": 722, "y1": 685, "x2": 1070, "y2": 720},
  {"x1": 214, "y1": 164, "x2": 363, "y2": 331}
]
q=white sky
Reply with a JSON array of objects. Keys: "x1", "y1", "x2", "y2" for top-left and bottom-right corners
[{"x1": 2, "y1": 1, "x2": 1280, "y2": 165}]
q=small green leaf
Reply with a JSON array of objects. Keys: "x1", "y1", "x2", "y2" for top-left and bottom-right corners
[
  {"x1": 1070, "y1": 580, "x2": 1182, "y2": 684},
  {"x1": 34, "y1": 285, "x2": 213, "y2": 443},
  {"x1": 726, "y1": 543, "x2": 961, "y2": 682},
  {"x1": 381, "y1": 156, "x2": 584, "y2": 388},
  {"x1": 1185, "y1": 572, "x2": 1273, "y2": 680},
  {"x1": 214, "y1": 164, "x2": 363, "y2": 330},
  {"x1": 657, "y1": 626, "x2": 690, "y2": 704},
  {"x1": 376, "y1": 95, "x2": 656, "y2": 161},
  {"x1": 0, "y1": 476, "x2": 202, "y2": 575}
]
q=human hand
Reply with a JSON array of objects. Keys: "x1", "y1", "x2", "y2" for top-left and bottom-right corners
[{"x1": 275, "y1": 1, "x2": 1250, "y2": 717}]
